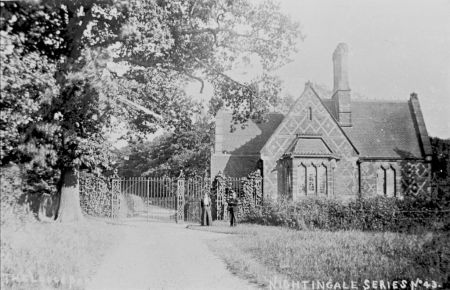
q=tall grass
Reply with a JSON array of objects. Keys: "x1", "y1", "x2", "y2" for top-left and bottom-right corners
[
  {"x1": 1, "y1": 164, "x2": 124, "y2": 290},
  {"x1": 196, "y1": 223, "x2": 449, "y2": 289},
  {"x1": 1, "y1": 215, "x2": 123, "y2": 290}
]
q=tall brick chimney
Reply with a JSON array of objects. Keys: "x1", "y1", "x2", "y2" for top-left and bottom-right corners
[{"x1": 332, "y1": 43, "x2": 352, "y2": 126}]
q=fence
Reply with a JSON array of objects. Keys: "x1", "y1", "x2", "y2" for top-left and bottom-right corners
[
  {"x1": 79, "y1": 170, "x2": 263, "y2": 223},
  {"x1": 79, "y1": 171, "x2": 447, "y2": 229}
]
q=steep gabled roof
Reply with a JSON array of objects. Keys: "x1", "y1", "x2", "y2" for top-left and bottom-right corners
[
  {"x1": 217, "y1": 84, "x2": 430, "y2": 160},
  {"x1": 220, "y1": 112, "x2": 284, "y2": 155},
  {"x1": 342, "y1": 100, "x2": 427, "y2": 159},
  {"x1": 259, "y1": 83, "x2": 359, "y2": 156},
  {"x1": 313, "y1": 84, "x2": 430, "y2": 159}
]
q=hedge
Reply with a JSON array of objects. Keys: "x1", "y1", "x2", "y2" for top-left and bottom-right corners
[{"x1": 242, "y1": 195, "x2": 450, "y2": 233}]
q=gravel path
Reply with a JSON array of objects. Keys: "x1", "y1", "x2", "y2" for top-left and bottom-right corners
[{"x1": 86, "y1": 221, "x2": 258, "y2": 290}]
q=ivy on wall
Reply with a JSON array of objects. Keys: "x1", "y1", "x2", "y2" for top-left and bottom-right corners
[{"x1": 79, "y1": 172, "x2": 112, "y2": 217}]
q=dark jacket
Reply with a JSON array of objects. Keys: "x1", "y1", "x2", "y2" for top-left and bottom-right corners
[{"x1": 227, "y1": 198, "x2": 239, "y2": 211}]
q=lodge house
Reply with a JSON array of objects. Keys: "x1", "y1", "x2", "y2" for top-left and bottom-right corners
[{"x1": 211, "y1": 43, "x2": 432, "y2": 200}]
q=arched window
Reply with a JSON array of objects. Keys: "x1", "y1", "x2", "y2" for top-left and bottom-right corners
[
  {"x1": 376, "y1": 167, "x2": 385, "y2": 196},
  {"x1": 296, "y1": 164, "x2": 307, "y2": 200},
  {"x1": 376, "y1": 165, "x2": 396, "y2": 197},
  {"x1": 317, "y1": 164, "x2": 327, "y2": 195},
  {"x1": 386, "y1": 167, "x2": 396, "y2": 197},
  {"x1": 307, "y1": 165, "x2": 317, "y2": 195},
  {"x1": 308, "y1": 107, "x2": 313, "y2": 121},
  {"x1": 285, "y1": 164, "x2": 292, "y2": 197}
]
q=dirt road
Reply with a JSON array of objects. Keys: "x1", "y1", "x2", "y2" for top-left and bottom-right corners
[{"x1": 86, "y1": 221, "x2": 258, "y2": 290}]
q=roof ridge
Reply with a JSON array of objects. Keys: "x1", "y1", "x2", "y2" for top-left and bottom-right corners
[{"x1": 351, "y1": 99, "x2": 408, "y2": 103}]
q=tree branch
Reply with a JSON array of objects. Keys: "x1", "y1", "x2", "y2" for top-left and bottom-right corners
[
  {"x1": 116, "y1": 96, "x2": 162, "y2": 120},
  {"x1": 182, "y1": 71, "x2": 205, "y2": 93},
  {"x1": 193, "y1": 57, "x2": 254, "y2": 92}
]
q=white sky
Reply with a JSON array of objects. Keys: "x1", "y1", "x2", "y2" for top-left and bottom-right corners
[
  {"x1": 189, "y1": 0, "x2": 450, "y2": 139},
  {"x1": 276, "y1": 0, "x2": 450, "y2": 138}
]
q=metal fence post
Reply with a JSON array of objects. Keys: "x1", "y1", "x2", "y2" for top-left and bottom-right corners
[
  {"x1": 147, "y1": 177, "x2": 150, "y2": 222},
  {"x1": 176, "y1": 171, "x2": 185, "y2": 223}
]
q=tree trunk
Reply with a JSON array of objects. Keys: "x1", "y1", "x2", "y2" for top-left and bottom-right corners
[{"x1": 56, "y1": 167, "x2": 84, "y2": 222}]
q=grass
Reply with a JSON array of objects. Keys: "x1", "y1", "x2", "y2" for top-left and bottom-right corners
[
  {"x1": 189, "y1": 222, "x2": 448, "y2": 289},
  {"x1": 1, "y1": 215, "x2": 123, "y2": 290}
]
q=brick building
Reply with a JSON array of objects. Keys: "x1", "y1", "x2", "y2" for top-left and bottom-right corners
[{"x1": 211, "y1": 43, "x2": 432, "y2": 200}]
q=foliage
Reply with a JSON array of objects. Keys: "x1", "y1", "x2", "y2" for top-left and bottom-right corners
[
  {"x1": 202, "y1": 223, "x2": 448, "y2": 287},
  {"x1": 79, "y1": 172, "x2": 112, "y2": 217},
  {"x1": 238, "y1": 170, "x2": 263, "y2": 217},
  {"x1": 243, "y1": 196, "x2": 450, "y2": 233},
  {"x1": 0, "y1": 164, "x2": 35, "y2": 227},
  {"x1": 431, "y1": 137, "x2": 450, "y2": 181},
  {"x1": 1, "y1": 0, "x2": 300, "y2": 218},
  {"x1": 118, "y1": 116, "x2": 213, "y2": 177},
  {"x1": 209, "y1": 170, "x2": 263, "y2": 220}
]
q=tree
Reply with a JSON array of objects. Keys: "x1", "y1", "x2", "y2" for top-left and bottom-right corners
[
  {"x1": 430, "y1": 137, "x2": 450, "y2": 181},
  {"x1": 119, "y1": 115, "x2": 212, "y2": 177},
  {"x1": 1, "y1": 0, "x2": 301, "y2": 222}
]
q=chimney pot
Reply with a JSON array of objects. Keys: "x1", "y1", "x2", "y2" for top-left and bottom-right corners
[
  {"x1": 332, "y1": 43, "x2": 352, "y2": 126},
  {"x1": 333, "y1": 43, "x2": 350, "y2": 92}
]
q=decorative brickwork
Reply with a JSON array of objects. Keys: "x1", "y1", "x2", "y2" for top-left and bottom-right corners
[
  {"x1": 360, "y1": 160, "x2": 430, "y2": 197},
  {"x1": 400, "y1": 161, "x2": 431, "y2": 196},
  {"x1": 261, "y1": 85, "x2": 358, "y2": 198},
  {"x1": 360, "y1": 161, "x2": 402, "y2": 197},
  {"x1": 212, "y1": 44, "x2": 432, "y2": 202}
]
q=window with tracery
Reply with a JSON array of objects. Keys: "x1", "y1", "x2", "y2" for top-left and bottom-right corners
[{"x1": 285, "y1": 161, "x2": 331, "y2": 198}]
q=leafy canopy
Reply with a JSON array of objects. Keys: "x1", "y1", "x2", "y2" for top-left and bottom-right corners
[{"x1": 0, "y1": 0, "x2": 300, "y2": 194}]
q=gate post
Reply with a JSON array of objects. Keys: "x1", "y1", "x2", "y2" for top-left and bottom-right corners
[
  {"x1": 111, "y1": 178, "x2": 120, "y2": 219},
  {"x1": 213, "y1": 172, "x2": 226, "y2": 220},
  {"x1": 176, "y1": 171, "x2": 185, "y2": 223}
]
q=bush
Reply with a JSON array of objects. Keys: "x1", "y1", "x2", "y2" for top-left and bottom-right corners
[
  {"x1": 242, "y1": 195, "x2": 449, "y2": 233},
  {"x1": 1, "y1": 163, "x2": 35, "y2": 227}
]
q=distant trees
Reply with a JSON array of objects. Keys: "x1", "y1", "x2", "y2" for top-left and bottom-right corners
[{"x1": 118, "y1": 116, "x2": 212, "y2": 178}]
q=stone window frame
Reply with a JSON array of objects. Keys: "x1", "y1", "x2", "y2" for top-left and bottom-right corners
[
  {"x1": 287, "y1": 159, "x2": 334, "y2": 200},
  {"x1": 376, "y1": 164, "x2": 397, "y2": 197}
]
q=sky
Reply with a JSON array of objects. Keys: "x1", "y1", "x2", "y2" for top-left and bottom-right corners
[
  {"x1": 277, "y1": 0, "x2": 450, "y2": 138},
  {"x1": 189, "y1": 0, "x2": 450, "y2": 139}
]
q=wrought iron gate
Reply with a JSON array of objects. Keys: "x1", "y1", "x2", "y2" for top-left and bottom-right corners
[{"x1": 110, "y1": 174, "x2": 210, "y2": 223}]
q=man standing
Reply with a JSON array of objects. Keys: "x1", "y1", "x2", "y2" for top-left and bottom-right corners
[
  {"x1": 201, "y1": 192, "x2": 212, "y2": 226},
  {"x1": 227, "y1": 191, "x2": 239, "y2": 227}
]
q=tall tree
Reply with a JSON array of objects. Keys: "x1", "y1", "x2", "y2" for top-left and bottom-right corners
[{"x1": 1, "y1": 0, "x2": 301, "y2": 222}]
